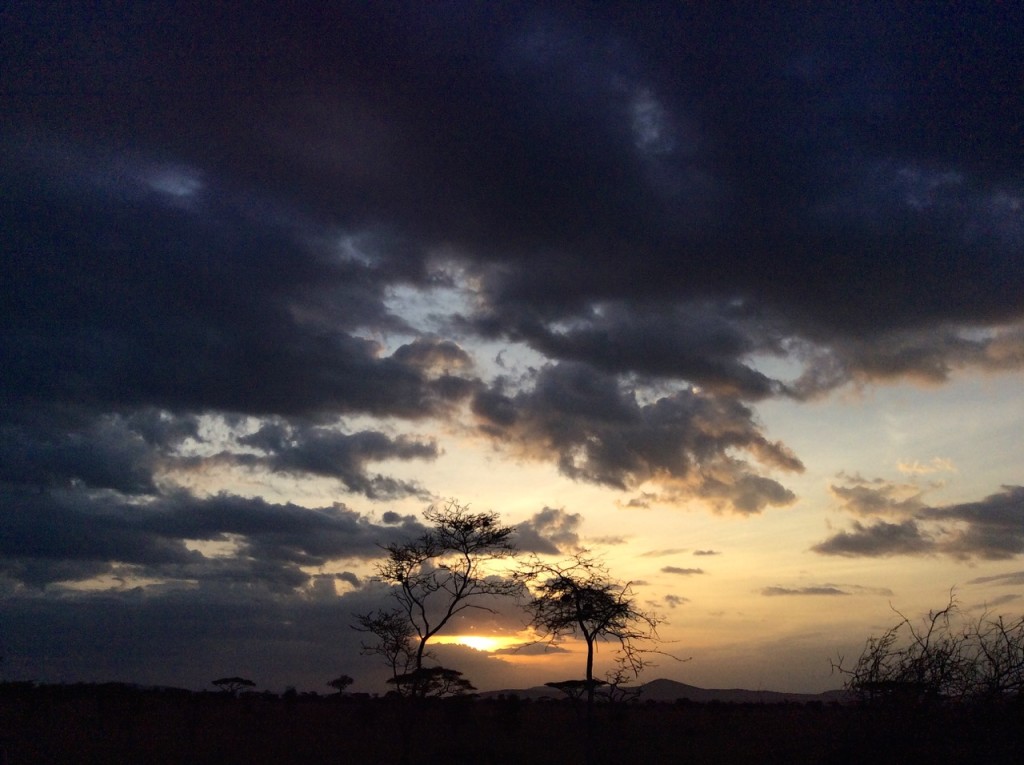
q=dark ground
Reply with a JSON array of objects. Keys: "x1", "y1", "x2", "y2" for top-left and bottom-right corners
[{"x1": 1, "y1": 683, "x2": 1021, "y2": 764}]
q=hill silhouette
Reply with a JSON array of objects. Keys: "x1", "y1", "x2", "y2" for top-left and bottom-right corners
[{"x1": 478, "y1": 678, "x2": 849, "y2": 704}]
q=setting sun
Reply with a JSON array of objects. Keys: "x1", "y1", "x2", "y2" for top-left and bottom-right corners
[{"x1": 435, "y1": 635, "x2": 521, "y2": 653}]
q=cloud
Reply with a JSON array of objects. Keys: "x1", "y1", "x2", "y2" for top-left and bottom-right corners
[
  {"x1": 4, "y1": 5, "x2": 1021, "y2": 416},
  {"x1": 235, "y1": 421, "x2": 438, "y2": 499},
  {"x1": 761, "y1": 586, "x2": 849, "y2": 597},
  {"x1": 693, "y1": 550, "x2": 720, "y2": 556},
  {"x1": 974, "y1": 593, "x2": 1021, "y2": 609},
  {"x1": 811, "y1": 520, "x2": 935, "y2": 558},
  {"x1": 664, "y1": 594, "x2": 689, "y2": 609},
  {"x1": 845, "y1": 585, "x2": 895, "y2": 597},
  {"x1": 898, "y1": 458, "x2": 956, "y2": 476},
  {"x1": 789, "y1": 324, "x2": 1024, "y2": 399},
  {"x1": 514, "y1": 507, "x2": 583, "y2": 554},
  {"x1": 968, "y1": 571, "x2": 1024, "y2": 587},
  {"x1": 1, "y1": 142, "x2": 477, "y2": 422},
  {"x1": 828, "y1": 476, "x2": 926, "y2": 518},
  {"x1": 923, "y1": 486, "x2": 1024, "y2": 560},
  {"x1": 0, "y1": 486, "x2": 425, "y2": 588},
  {"x1": 0, "y1": 583, "x2": 405, "y2": 692},
  {"x1": 620, "y1": 492, "x2": 658, "y2": 509},
  {"x1": 814, "y1": 483, "x2": 1024, "y2": 560},
  {"x1": 493, "y1": 643, "x2": 570, "y2": 656},
  {"x1": 661, "y1": 567, "x2": 704, "y2": 576},
  {"x1": 0, "y1": 409, "x2": 201, "y2": 494},
  {"x1": 336, "y1": 571, "x2": 362, "y2": 589},
  {"x1": 641, "y1": 549, "x2": 688, "y2": 558},
  {"x1": 472, "y1": 362, "x2": 803, "y2": 513},
  {"x1": 390, "y1": 338, "x2": 474, "y2": 372},
  {"x1": 507, "y1": 302, "x2": 784, "y2": 400}
]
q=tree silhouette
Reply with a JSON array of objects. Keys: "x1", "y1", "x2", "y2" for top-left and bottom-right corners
[
  {"x1": 545, "y1": 679, "x2": 606, "y2": 702},
  {"x1": 211, "y1": 677, "x2": 255, "y2": 696},
  {"x1": 354, "y1": 499, "x2": 519, "y2": 696},
  {"x1": 600, "y1": 656, "x2": 644, "y2": 704},
  {"x1": 387, "y1": 666, "x2": 476, "y2": 698},
  {"x1": 834, "y1": 594, "x2": 1024, "y2": 703},
  {"x1": 327, "y1": 674, "x2": 354, "y2": 695},
  {"x1": 518, "y1": 553, "x2": 662, "y2": 707}
]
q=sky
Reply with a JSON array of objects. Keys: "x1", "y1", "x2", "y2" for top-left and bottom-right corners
[{"x1": 1, "y1": 2, "x2": 1022, "y2": 695}]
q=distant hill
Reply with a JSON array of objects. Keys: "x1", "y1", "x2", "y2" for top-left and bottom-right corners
[{"x1": 479, "y1": 678, "x2": 849, "y2": 704}]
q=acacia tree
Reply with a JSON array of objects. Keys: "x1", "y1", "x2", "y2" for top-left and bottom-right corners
[
  {"x1": 545, "y1": 679, "x2": 606, "y2": 702},
  {"x1": 212, "y1": 677, "x2": 255, "y2": 696},
  {"x1": 327, "y1": 674, "x2": 354, "y2": 695},
  {"x1": 518, "y1": 553, "x2": 662, "y2": 707},
  {"x1": 387, "y1": 666, "x2": 476, "y2": 698},
  {"x1": 354, "y1": 499, "x2": 519, "y2": 696}
]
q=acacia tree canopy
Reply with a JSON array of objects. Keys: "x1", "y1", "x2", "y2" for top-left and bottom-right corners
[
  {"x1": 212, "y1": 677, "x2": 255, "y2": 696},
  {"x1": 354, "y1": 499, "x2": 520, "y2": 696},
  {"x1": 327, "y1": 675, "x2": 354, "y2": 694},
  {"x1": 387, "y1": 666, "x2": 476, "y2": 698},
  {"x1": 518, "y1": 553, "x2": 662, "y2": 705}
]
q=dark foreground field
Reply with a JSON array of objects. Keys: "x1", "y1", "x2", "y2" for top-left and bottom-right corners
[{"x1": 2, "y1": 683, "x2": 1022, "y2": 765}]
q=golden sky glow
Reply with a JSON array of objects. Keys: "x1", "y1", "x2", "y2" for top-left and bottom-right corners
[{"x1": 434, "y1": 635, "x2": 524, "y2": 653}]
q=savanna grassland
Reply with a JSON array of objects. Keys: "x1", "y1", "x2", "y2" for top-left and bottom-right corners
[{"x1": 2, "y1": 683, "x2": 1022, "y2": 764}]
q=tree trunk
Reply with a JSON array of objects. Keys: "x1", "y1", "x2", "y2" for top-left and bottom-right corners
[
  {"x1": 413, "y1": 638, "x2": 428, "y2": 696},
  {"x1": 585, "y1": 636, "x2": 596, "y2": 707},
  {"x1": 584, "y1": 635, "x2": 597, "y2": 765}
]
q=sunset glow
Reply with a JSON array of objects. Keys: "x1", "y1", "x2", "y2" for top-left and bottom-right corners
[{"x1": 434, "y1": 635, "x2": 523, "y2": 653}]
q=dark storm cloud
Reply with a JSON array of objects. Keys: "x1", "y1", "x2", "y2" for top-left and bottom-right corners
[
  {"x1": 0, "y1": 584, "x2": 408, "y2": 692},
  {"x1": 0, "y1": 486, "x2": 425, "y2": 588},
  {"x1": 514, "y1": 507, "x2": 583, "y2": 554},
  {"x1": 0, "y1": 412, "x2": 165, "y2": 494},
  {"x1": 814, "y1": 484, "x2": 1024, "y2": 560},
  {"x1": 336, "y1": 571, "x2": 362, "y2": 589},
  {"x1": 235, "y1": 421, "x2": 437, "y2": 499},
  {"x1": 499, "y1": 302, "x2": 785, "y2": 400},
  {"x1": 0, "y1": 145, "x2": 473, "y2": 420},
  {"x1": 2, "y1": 2, "x2": 1020, "y2": 419},
  {"x1": 472, "y1": 362, "x2": 802, "y2": 513},
  {"x1": 0, "y1": 2, "x2": 1019, "y2": 473},
  {"x1": 390, "y1": 338, "x2": 474, "y2": 372},
  {"x1": 0, "y1": 488, "x2": 200, "y2": 577}
]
